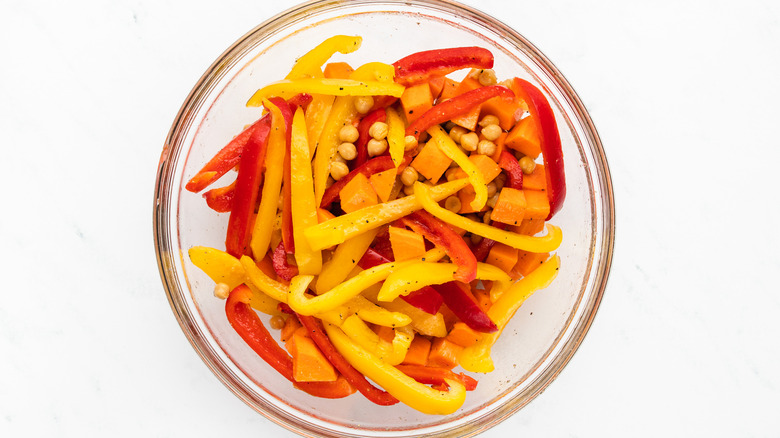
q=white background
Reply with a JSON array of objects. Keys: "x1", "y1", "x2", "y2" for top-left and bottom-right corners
[{"x1": 2, "y1": 0, "x2": 779, "y2": 436}]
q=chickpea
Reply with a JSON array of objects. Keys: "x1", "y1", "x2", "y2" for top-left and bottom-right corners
[
  {"x1": 369, "y1": 121, "x2": 388, "y2": 140},
  {"x1": 494, "y1": 173, "x2": 507, "y2": 190},
  {"x1": 487, "y1": 181, "x2": 497, "y2": 198},
  {"x1": 481, "y1": 124, "x2": 502, "y2": 141},
  {"x1": 325, "y1": 176, "x2": 336, "y2": 189},
  {"x1": 269, "y1": 315, "x2": 286, "y2": 330},
  {"x1": 400, "y1": 166, "x2": 419, "y2": 186},
  {"x1": 330, "y1": 161, "x2": 349, "y2": 181},
  {"x1": 403, "y1": 184, "x2": 416, "y2": 196},
  {"x1": 482, "y1": 210, "x2": 492, "y2": 224},
  {"x1": 339, "y1": 124, "x2": 359, "y2": 143},
  {"x1": 338, "y1": 142, "x2": 357, "y2": 161},
  {"x1": 354, "y1": 96, "x2": 374, "y2": 114},
  {"x1": 404, "y1": 135, "x2": 418, "y2": 151},
  {"x1": 477, "y1": 140, "x2": 497, "y2": 156},
  {"x1": 520, "y1": 156, "x2": 537, "y2": 174},
  {"x1": 367, "y1": 138, "x2": 388, "y2": 157},
  {"x1": 479, "y1": 115, "x2": 500, "y2": 128},
  {"x1": 444, "y1": 196, "x2": 462, "y2": 213},
  {"x1": 449, "y1": 126, "x2": 468, "y2": 143},
  {"x1": 444, "y1": 121, "x2": 457, "y2": 131},
  {"x1": 214, "y1": 283, "x2": 230, "y2": 300},
  {"x1": 460, "y1": 132, "x2": 479, "y2": 152},
  {"x1": 487, "y1": 192, "x2": 500, "y2": 208},
  {"x1": 445, "y1": 168, "x2": 461, "y2": 182},
  {"x1": 478, "y1": 69, "x2": 497, "y2": 86}
]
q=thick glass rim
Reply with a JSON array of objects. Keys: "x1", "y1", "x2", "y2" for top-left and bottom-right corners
[{"x1": 153, "y1": 0, "x2": 614, "y2": 436}]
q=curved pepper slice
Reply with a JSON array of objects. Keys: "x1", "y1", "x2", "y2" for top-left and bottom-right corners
[
  {"x1": 376, "y1": 261, "x2": 510, "y2": 302},
  {"x1": 406, "y1": 85, "x2": 514, "y2": 139},
  {"x1": 512, "y1": 78, "x2": 565, "y2": 219},
  {"x1": 247, "y1": 78, "x2": 405, "y2": 107},
  {"x1": 395, "y1": 364, "x2": 478, "y2": 391},
  {"x1": 413, "y1": 182, "x2": 562, "y2": 253},
  {"x1": 317, "y1": 295, "x2": 412, "y2": 328},
  {"x1": 225, "y1": 285, "x2": 355, "y2": 398},
  {"x1": 427, "y1": 125, "x2": 487, "y2": 211},
  {"x1": 432, "y1": 282, "x2": 497, "y2": 333},
  {"x1": 458, "y1": 255, "x2": 560, "y2": 373},
  {"x1": 202, "y1": 181, "x2": 235, "y2": 213},
  {"x1": 324, "y1": 322, "x2": 466, "y2": 415},
  {"x1": 497, "y1": 150, "x2": 524, "y2": 190},
  {"x1": 392, "y1": 46, "x2": 494, "y2": 86},
  {"x1": 285, "y1": 35, "x2": 363, "y2": 79},
  {"x1": 296, "y1": 313, "x2": 398, "y2": 406},
  {"x1": 272, "y1": 241, "x2": 299, "y2": 281},
  {"x1": 315, "y1": 228, "x2": 379, "y2": 294},
  {"x1": 305, "y1": 178, "x2": 469, "y2": 251},
  {"x1": 240, "y1": 255, "x2": 289, "y2": 303},
  {"x1": 400, "y1": 210, "x2": 477, "y2": 283},
  {"x1": 188, "y1": 246, "x2": 246, "y2": 290}
]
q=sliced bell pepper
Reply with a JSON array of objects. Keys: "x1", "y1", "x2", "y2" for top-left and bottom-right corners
[
  {"x1": 413, "y1": 182, "x2": 562, "y2": 253},
  {"x1": 295, "y1": 313, "x2": 399, "y2": 406},
  {"x1": 497, "y1": 150, "x2": 524, "y2": 190},
  {"x1": 400, "y1": 210, "x2": 477, "y2": 283},
  {"x1": 432, "y1": 282, "x2": 497, "y2": 333},
  {"x1": 312, "y1": 95, "x2": 357, "y2": 205},
  {"x1": 224, "y1": 113, "x2": 272, "y2": 257},
  {"x1": 406, "y1": 85, "x2": 514, "y2": 139},
  {"x1": 315, "y1": 228, "x2": 379, "y2": 294},
  {"x1": 305, "y1": 94, "x2": 336, "y2": 157},
  {"x1": 320, "y1": 155, "x2": 395, "y2": 208},
  {"x1": 275, "y1": 100, "x2": 296, "y2": 254},
  {"x1": 248, "y1": 98, "x2": 288, "y2": 259},
  {"x1": 202, "y1": 181, "x2": 235, "y2": 213},
  {"x1": 239, "y1": 255, "x2": 289, "y2": 303},
  {"x1": 317, "y1": 295, "x2": 412, "y2": 328},
  {"x1": 458, "y1": 255, "x2": 560, "y2": 373},
  {"x1": 324, "y1": 322, "x2": 467, "y2": 415},
  {"x1": 385, "y1": 106, "x2": 405, "y2": 167},
  {"x1": 225, "y1": 285, "x2": 355, "y2": 398},
  {"x1": 188, "y1": 246, "x2": 246, "y2": 290},
  {"x1": 285, "y1": 35, "x2": 363, "y2": 80},
  {"x1": 341, "y1": 316, "x2": 413, "y2": 366},
  {"x1": 512, "y1": 78, "x2": 565, "y2": 219},
  {"x1": 427, "y1": 124, "x2": 487, "y2": 210},
  {"x1": 247, "y1": 78, "x2": 404, "y2": 107},
  {"x1": 395, "y1": 364, "x2": 478, "y2": 391},
  {"x1": 272, "y1": 241, "x2": 298, "y2": 281},
  {"x1": 304, "y1": 178, "x2": 470, "y2": 251},
  {"x1": 354, "y1": 108, "x2": 386, "y2": 166},
  {"x1": 470, "y1": 221, "x2": 506, "y2": 262},
  {"x1": 392, "y1": 46, "x2": 494, "y2": 86},
  {"x1": 290, "y1": 107, "x2": 322, "y2": 274}
]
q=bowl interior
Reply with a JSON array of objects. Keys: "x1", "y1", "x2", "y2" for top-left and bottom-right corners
[{"x1": 155, "y1": 1, "x2": 613, "y2": 436}]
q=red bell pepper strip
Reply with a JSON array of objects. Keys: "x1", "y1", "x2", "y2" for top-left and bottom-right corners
[
  {"x1": 202, "y1": 180, "x2": 236, "y2": 213},
  {"x1": 400, "y1": 210, "x2": 478, "y2": 283},
  {"x1": 296, "y1": 313, "x2": 399, "y2": 406},
  {"x1": 432, "y1": 282, "x2": 498, "y2": 333},
  {"x1": 355, "y1": 108, "x2": 386, "y2": 166},
  {"x1": 358, "y1": 247, "x2": 444, "y2": 315},
  {"x1": 471, "y1": 221, "x2": 506, "y2": 262},
  {"x1": 392, "y1": 47, "x2": 494, "y2": 86},
  {"x1": 395, "y1": 364, "x2": 478, "y2": 391},
  {"x1": 185, "y1": 94, "x2": 312, "y2": 193},
  {"x1": 497, "y1": 150, "x2": 524, "y2": 190},
  {"x1": 225, "y1": 285, "x2": 355, "y2": 398},
  {"x1": 272, "y1": 241, "x2": 298, "y2": 281},
  {"x1": 511, "y1": 78, "x2": 565, "y2": 219},
  {"x1": 224, "y1": 117, "x2": 272, "y2": 257}
]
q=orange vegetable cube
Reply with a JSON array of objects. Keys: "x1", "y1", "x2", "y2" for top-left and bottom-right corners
[
  {"x1": 512, "y1": 251, "x2": 550, "y2": 278},
  {"x1": 458, "y1": 185, "x2": 488, "y2": 214},
  {"x1": 316, "y1": 208, "x2": 336, "y2": 224},
  {"x1": 288, "y1": 328, "x2": 338, "y2": 382},
  {"x1": 323, "y1": 62, "x2": 354, "y2": 79},
  {"x1": 410, "y1": 140, "x2": 452, "y2": 182},
  {"x1": 522, "y1": 163, "x2": 547, "y2": 191},
  {"x1": 369, "y1": 168, "x2": 397, "y2": 203},
  {"x1": 339, "y1": 173, "x2": 378, "y2": 213},
  {"x1": 450, "y1": 154, "x2": 502, "y2": 183},
  {"x1": 523, "y1": 189, "x2": 550, "y2": 220},
  {"x1": 280, "y1": 316, "x2": 302, "y2": 343},
  {"x1": 472, "y1": 288, "x2": 492, "y2": 312},
  {"x1": 505, "y1": 116, "x2": 541, "y2": 159},
  {"x1": 486, "y1": 242, "x2": 519, "y2": 274},
  {"x1": 490, "y1": 187, "x2": 527, "y2": 226},
  {"x1": 512, "y1": 218, "x2": 546, "y2": 236},
  {"x1": 402, "y1": 336, "x2": 431, "y2": 366},
  {"x1": 374, "y1": 325, "x2": 396, "y2": 343},
  {"x1": 481, "y1": 95, "x2": 523, "y2": 130},
  {"x1": 428, "y1": 76, "x2": 446, "y2": 100},
  {"x1": 451, "y1": 105, "x2": 481, "y2": 131},
  {"x1": 400, "y1": 83, "x2": 433, "y2": 123},
  {"x1": 388, "y1": 226, "x2": 426, "y2": 262},
  {"x1": 446, "y1": 322, "x2": 483, "y2": 348},
  {"x1": 438, "y1": 78, "x2": 460, "y2": 101},
  {"x1": 427, "y1": 338, "x2": 463, "y2": 369}
]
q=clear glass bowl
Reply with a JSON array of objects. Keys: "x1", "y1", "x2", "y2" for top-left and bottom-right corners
[{"x1": 153, "y1": 0, "x2": 614, "y2": 436}]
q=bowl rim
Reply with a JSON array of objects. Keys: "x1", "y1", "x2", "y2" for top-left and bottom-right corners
[{"x1": 153, "y1": 0, "x2": 615, "y2": 436}]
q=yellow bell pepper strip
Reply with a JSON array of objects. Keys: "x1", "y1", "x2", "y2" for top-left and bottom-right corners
[
  {"x1": 305, "y1": 95, "x2": 335, "y2": 157},
  {"x1": 245, "y1": 282, "x2": 284, "y2": 316},
  {"x1": 315, "y1": 228, "x2": 379, "y2": 294},
  {"x1": 458, "y1": 255, "x2": 560, "y2": 373},
  {"x1": 341, "y1": 315, "x2": 381, "y2": 351},
  {"x1": 188, "y1": 246, "x2": 246, "y2": 290},
  {"x1": 287, "y1": 249, "x2": 445, "y2": 316},
  {"x1": 413, "y1": 182, "x2": 563, "y2": 253},
  {"x1": 377, "y1": 261, "x2": 511, "y2": 302},
  {"x1": 366, "y1": 294, "x2": 448, "y2": 337},
  {"x1": 239, "y1": 255, "x2": 289, "y2": 303},
  {"x1": 312, "y1": 95, "x2": 357, "y2": 205},
  {"x1": 285, "y1": 35, "x2": 363, "y2": 80},
  {"x1": 304, "y1": 178, "x2": 469, "y2": 251},
  {"x1": 385, "y1": 106, "x2": 405, "y2": 167},
  {"x1": 351, "y1": 62, "x2": 396, "y2": 82},
  {"x1": 318, "y1": 295, "x2": 412, "y2": 328},
  {"x1": 324, "y1": 322, "x2": 467, "y2": 415},
  {"x1": 247, "y1": 78, "x2": 405, "y2": 107},
  {"x1": 249, "y1": 99, "x2": 287, "y2": 258},
  {"x1": 375, "y1": 325, "x2": 414, "y2": 366},
  {"x1": 427, "y1": 124, "x2": 487, "y2": 210},
  {"x1": 290, "y1": 107, "x2": 322, "y2": 275}
]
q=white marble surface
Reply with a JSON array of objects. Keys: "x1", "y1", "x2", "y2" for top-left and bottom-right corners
[{"x1": 2, "y1": 0, "x2": 779, "y2": 436}]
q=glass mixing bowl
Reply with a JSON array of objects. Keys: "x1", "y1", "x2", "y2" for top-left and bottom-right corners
[{"x1": 153, "y1": 0, "x2": 614, "y2": 436}]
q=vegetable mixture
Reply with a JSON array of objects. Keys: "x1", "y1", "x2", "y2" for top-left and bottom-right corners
[{"x1": 186, "y1": 35, "x2": 565, "y2": 415}]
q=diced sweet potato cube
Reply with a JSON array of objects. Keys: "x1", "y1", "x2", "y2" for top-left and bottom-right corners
[
  {"x1": 522, "y1": 163, "x2": 547, "y2": 191},
  {"x1": 446, "y1": 322, "x2": 483, "y2": 348},
  {"x1": 369, "y1": 168, "x2": 397, "y2": 203},
  {"x1": 523, "y1": 189, "x2": 550, "y2": 220},
  {"x1": 323, "y1": 62, "x2": 354, "y2": 79},
  {"x1": 401, "y1": 83, "x2": 433, "y2": 123},
  {"x1": 512, "y1": 218, "x2": 546, "y2": 236},
  {"x1": 388, "y1": 226, "x2": 426, "y2": 262},
  {"x1": 472, "y1": 288, "x2": 491, "y2": 312},
  {"x1": 289, "y1": 328, "x2": 338, "y2": 382},
  {"x1": 410, "y1": 141, "x2": 452, "y2": 182},
  {"x1": 428, "y1": 76, "x2": 446, "y2": 100},
  {"x1": 481, "y1": 95, "x2": 523, "y2": 130},
  {"x1": 450, "y1": 154, "x2": 502, "y2": 183},
  {"x1": 486, "y1": 242, "x2": 519, "y2": 274},
  {"x1": 512, "y1": 251, "x2": 550, "y2": 278},
  {"x1": 402, "y1": 336, "x2": 431, "y2": 366},
  {"x1": 427, "y1": 338, "x2": 463, "y2": 369},
  {"x1": 339, "y1": 173, "x2": 378, "y2": 213},
  {"x1": 451, "y1": 105, "x2": 481, "y2": 131},
  {"x1": 490, "y1": 187, "x2": 527, "y2": 226},
  {"x1": 505, "y1": 116, "x2": 541, "y2": 159}
]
